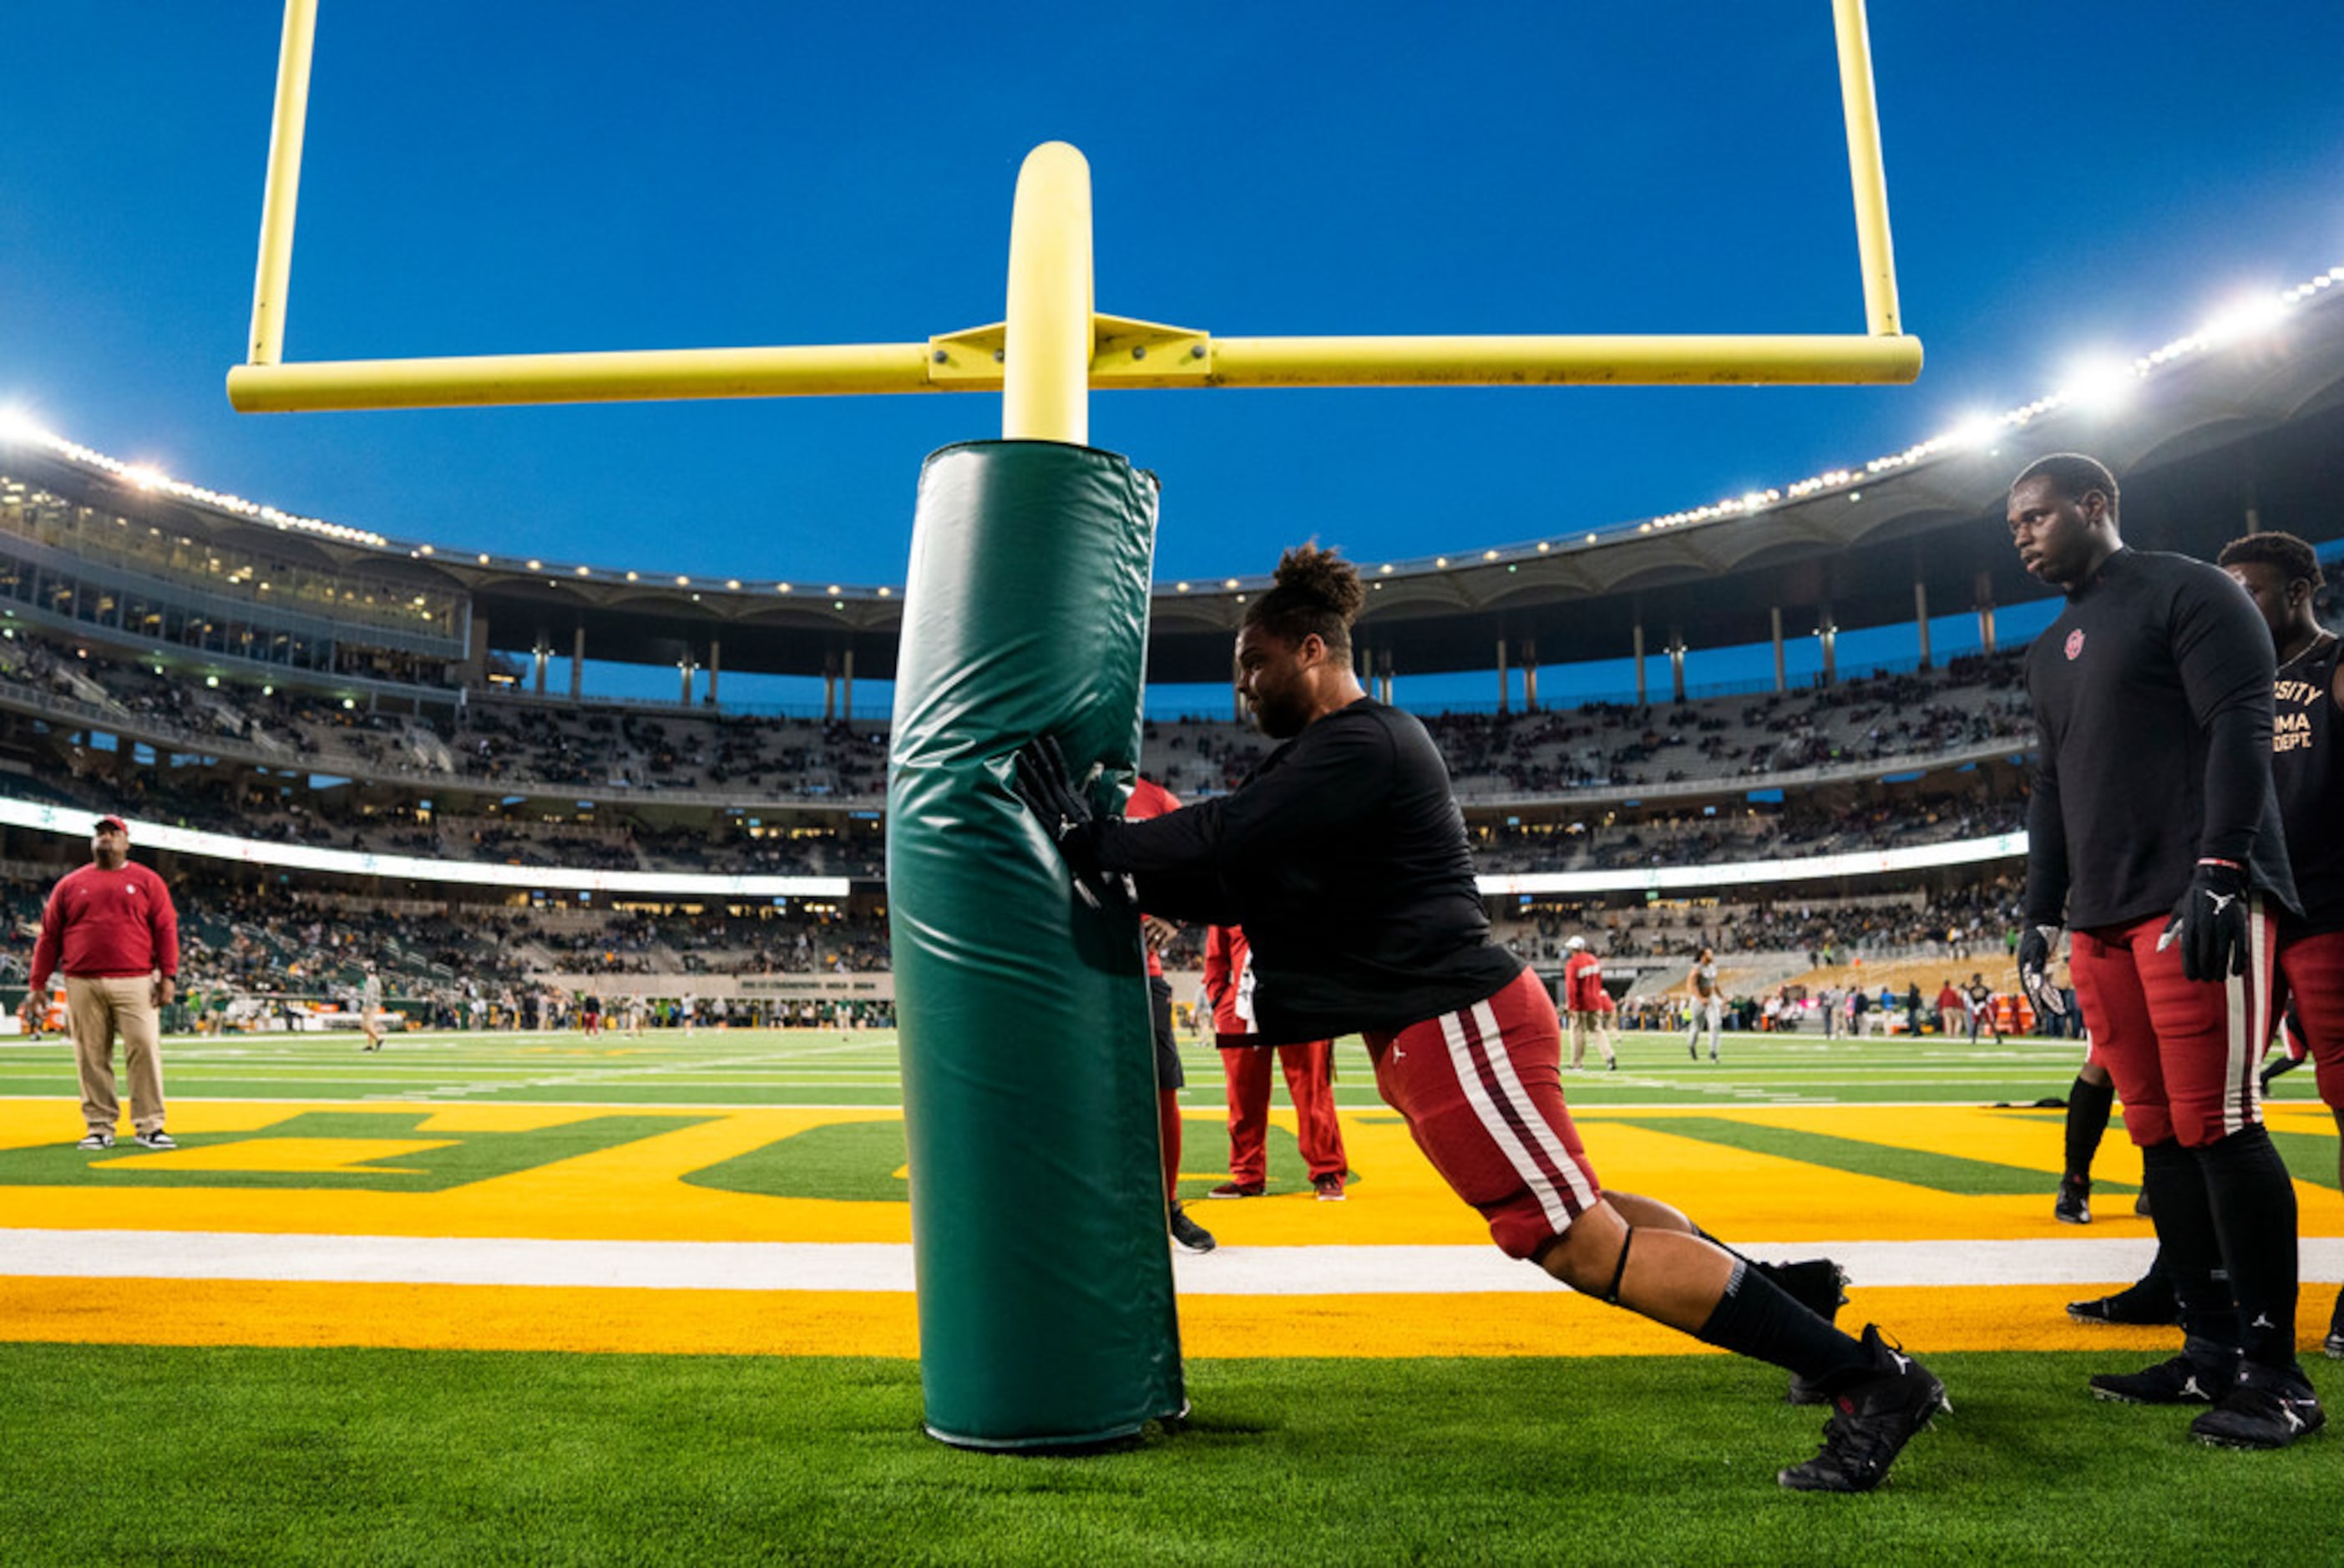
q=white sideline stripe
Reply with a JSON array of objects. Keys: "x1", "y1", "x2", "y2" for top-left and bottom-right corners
[{"x1": 3, "y1": 1231, "x2": 2341, "y2": 1294}]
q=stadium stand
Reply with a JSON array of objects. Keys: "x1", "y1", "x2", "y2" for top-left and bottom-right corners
[{"x1": 3, "y1": 270, "x2": 2336, "y2": 1024}]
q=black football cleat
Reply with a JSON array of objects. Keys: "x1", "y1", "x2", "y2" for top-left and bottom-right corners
[
  {"x1": 2190, "y1": 1362, "x2": 2326, "y2": 1449},
  {"x1": 2066, "y1": 1277, "x2": 2180, "y2": 1328},
  {"x1": 2089, "y1": 1337, "x2": 2240, "y2": 1405},
  {"x1": 1777, "y1": 1326, "x2": 1947, "y2": 1493},
  {"x1": 1167, "y1": 1202, "x2": 1217, "y2": 1254},
  {"x1": 2054, "y1": 1175, "x2": 2090, "y2": 1225},
  {"x1": 1756, "y1": 1259, "x2": 1852, "y2": 1407}
]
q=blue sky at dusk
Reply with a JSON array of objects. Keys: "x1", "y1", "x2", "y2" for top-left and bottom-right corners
[{"x1": 3, "y1": 4, "x2": 2341, "y2": 709}]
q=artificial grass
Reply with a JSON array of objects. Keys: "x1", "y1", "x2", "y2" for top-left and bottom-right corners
[
  {"x1": 1, "y1": 1343, "x2": 2334, "y2": 1565},
  {"x1": 9, "y1": 1029, "x2": 2275, "y2": 1112}
]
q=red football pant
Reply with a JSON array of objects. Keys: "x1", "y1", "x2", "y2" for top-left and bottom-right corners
[
  {"x1": 1364, "y1": 966, "x2": 1603, "y2": 1258},
  {"x1": 1219, "y1": 1039, "x2": 1346, "y2": 1186},
  {"x1": 2070, "y1": 901, "x2": 2276, "y2": 1149},
  {"x1": 2278, "y1": 926, "x2": 2344, "y2": 1112}
]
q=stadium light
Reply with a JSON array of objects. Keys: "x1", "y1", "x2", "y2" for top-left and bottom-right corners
[
  {"x1": 1946, "y1": 412, "x2": 2003, "y2": 450},
  {"x1": 2196, "y1": 291, "x2": 2291, "y2": 347},
  {"x1": 2055, "y1": 356, "x2": 2136, "y2": 416}
]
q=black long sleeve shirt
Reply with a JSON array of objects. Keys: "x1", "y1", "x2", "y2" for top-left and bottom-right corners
[
  {"x1": 1092, "y1": 699, "x2": 1522, "y2": 1043},
  {"x1": 2274, "y1": 632, "x2": 2344, "y2": 934},
  {"x1": 2023, "y1": 548, "x2": 2297, "y2": 932}
]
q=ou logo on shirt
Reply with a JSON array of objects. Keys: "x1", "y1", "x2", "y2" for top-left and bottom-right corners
[{"x1": 2064, "y1": 629, "x2": 2086, "y2": 660}]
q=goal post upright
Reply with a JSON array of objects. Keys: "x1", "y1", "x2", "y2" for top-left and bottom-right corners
[
  {"x1": 222, "y1": 1, "x2": 1923, "y2": 1449},
  {"x1": 226, "y1": 4, "x2": 1920, "y2": 416},
  {"x1": 246, "y1": 0, "x2": 318, "y2": 368}
]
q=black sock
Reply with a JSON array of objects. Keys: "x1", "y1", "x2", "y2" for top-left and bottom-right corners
[
  {"x1": 2110, "y1": 1248, "x2": 2178, "y2": 1318},
  {"x1": 2197, "y1": 1124, "x2": 2301, "y2": 1368},
  {"x1": 2063, "y1": 1074, "x2": 2116, "y2": 1180},
  {"x1": 2139, "y1": 1138, "x2": 2239, "y2": 1349},
  {"x1": 1693, "y1": 1260, "x2": 1868, "y2": 1386}
]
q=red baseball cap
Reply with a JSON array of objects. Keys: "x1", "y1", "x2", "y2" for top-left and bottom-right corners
[{"x1": 94, "y1": 815, "x2": 128, "y2": 834}]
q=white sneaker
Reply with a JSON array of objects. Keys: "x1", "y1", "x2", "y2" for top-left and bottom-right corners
[{"x1": 132, "y1": 1129, "x2": 178, "y2": 1151}]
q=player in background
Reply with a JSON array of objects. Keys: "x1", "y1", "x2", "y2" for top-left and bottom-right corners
[
  {"x1": 359, "y1": 964, "x2": 384, "y2": 1052},
  {"x1": 1963, "y1": 973, "x2": 1997, "y2": 1042},
  {"x1": 2068, "y1": 538, "x2": 2341, "y2": 1326},
  {"x1": 1684, "y1": 947, "x2": 1724, "y2": 1062},
  {"x1": 1201, "y1": 922, "x2": 1349, "y2": 1199},
  {"x1": 1128, "y1": 775, "x2": 1217, "y2": 1254},
  {"x1": 2220, "y1": 529, "x2": 2344, "y2": 1361},
  {"x1": 2010, "y1": 453, "x2": 2320, "y2": 1446},
  {"x1": 1562, "y1": 936, "x2": 1617, "y2": 1070},
  {"x1": 1015, "y1": 545, "x2": 1939, "y2": 1493},
  {"x1": 2260, "y1": 1002, "x2": 2311, "y2": 1094}
]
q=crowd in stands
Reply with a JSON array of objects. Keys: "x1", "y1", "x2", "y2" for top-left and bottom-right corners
[
  {"x1": 1131, "y1": 656, "x2": 2030, "y2": 804},
  {"x1": 1490, "y1": 875, "x2": 2028, "y2": 969},
  {"x1": 0, "y1": 620, "x2": 2043, "y2": 890},
  {"x1": 0, "y1": 862, "x2": 901, "y2": 1028},
  {"x1": 5, "y1": 622, "x2": 2036, "y2": 807}
]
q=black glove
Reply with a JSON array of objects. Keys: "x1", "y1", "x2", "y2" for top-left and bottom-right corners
[
  {"x1": 2017, "y1": 923, "x2": 2067, "y2": 1021},
  {"x1": 2160, "y1": 859, "x2": 2250, "y2": 983},
  {"x1": 1010, "y1": 735, "x2": 1131, "y2": 911}
]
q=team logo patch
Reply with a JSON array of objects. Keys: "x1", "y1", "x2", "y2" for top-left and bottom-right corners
[{"x1": 2064, "y1": 629, "x2": 2085, "y2": 660}]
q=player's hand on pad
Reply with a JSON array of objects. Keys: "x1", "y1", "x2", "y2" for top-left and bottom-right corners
[
  {"x1": 1010, "y1": 735, "x2": 1134, "y2": 911},
  {"x1": 2017, "y1": 923, "x2": 2067, "y2": 1019},
  {"x1": 2159, "y1": 858, "x2": 2250, "y2": 983}
]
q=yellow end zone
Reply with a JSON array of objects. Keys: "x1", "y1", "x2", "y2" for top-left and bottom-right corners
[
  {"x1": 0, "y1": 1278, "x2": 2218, "y2": 1360},
  {"x1": 3, "y1": 1098, "x2": 2335, "y2": 1357}
]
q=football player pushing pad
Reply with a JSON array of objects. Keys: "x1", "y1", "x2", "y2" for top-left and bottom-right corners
[{"x1": 1014, "y1": 544, "x2": 1946, "y2": 1493}]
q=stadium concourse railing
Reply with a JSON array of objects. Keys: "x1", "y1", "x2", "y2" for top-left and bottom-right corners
[
  {"x1": 0, "y1": 779, "x2": 2026, "y2": 903},
  {"x1": 0, "y1": 670, "x2": 2037, "y2": 819}
]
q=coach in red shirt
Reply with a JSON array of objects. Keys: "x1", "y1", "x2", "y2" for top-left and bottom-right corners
[{"x1": 28, "y1": 814, "x2": 180, "y2": 1151}]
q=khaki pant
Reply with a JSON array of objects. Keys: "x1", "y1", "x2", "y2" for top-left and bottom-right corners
[
  {"x1": 1567, "y1": 1009, "x2": 1614, "y2": 1067},
  {"x1": 68, "y1": 974, "x2": 166, "y2": 1136}
]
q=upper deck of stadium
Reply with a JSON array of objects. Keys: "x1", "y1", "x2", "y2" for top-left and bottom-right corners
[{"x1": 4, "y1": 269, "x2": 2340, "y2": 702}]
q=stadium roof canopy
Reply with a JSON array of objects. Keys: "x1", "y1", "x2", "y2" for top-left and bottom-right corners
[{"x1": 7, "y1": 270, "x2": 2341, "y2": 686}]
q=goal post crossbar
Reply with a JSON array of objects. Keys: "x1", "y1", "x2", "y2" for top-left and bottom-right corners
[{"x1": 230, "y1": 0, "x2": 1918, "y2": 434}]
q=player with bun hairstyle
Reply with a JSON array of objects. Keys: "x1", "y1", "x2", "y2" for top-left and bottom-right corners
[{"x1": 1015, "y1": 544, "x2": 1947, "y2": 1493}]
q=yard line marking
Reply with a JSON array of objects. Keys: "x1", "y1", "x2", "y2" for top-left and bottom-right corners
[{"x1": 6, "y1": 1230, "x2": 2338, "y2": 1294}]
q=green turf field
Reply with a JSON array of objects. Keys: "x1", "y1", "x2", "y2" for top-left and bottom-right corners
[
  {"x1": 11, "y1": 1024, "x2": 2324, "y2": 1110},
  {"x1": 2, "y1": 1346, "x2": 2336, "y2": 1566},
  {"x1": 3, "y1": 1026, "x2": 2336, "y2": 1565}
]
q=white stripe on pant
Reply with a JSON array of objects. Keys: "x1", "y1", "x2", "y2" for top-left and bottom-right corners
[{"x1": 1437, "y1": 1001, "x2": 1598, "y2": 1232}]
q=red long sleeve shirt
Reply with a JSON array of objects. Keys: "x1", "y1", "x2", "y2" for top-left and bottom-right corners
[
  {"x1": 31, "y1": 862, "x2": 180, "y2": 983},
  {"x1": 1562, "y1": 949, "x2": 1607, "y2": 1012}
]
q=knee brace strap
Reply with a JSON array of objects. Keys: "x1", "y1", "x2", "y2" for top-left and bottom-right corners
[{"x1": 1602, "y1": 1226, "x2": 1637, "y2": 1306}]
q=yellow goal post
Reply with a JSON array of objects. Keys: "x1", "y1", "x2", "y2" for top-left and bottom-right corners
[{"x1": 228, "y1": 0, "x2": 1917, "y2": 448}]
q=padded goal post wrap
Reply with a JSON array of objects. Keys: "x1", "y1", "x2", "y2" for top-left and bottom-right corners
[{"x1": 886, "y1": 439, "x2": 1185, "y2": 1448}]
